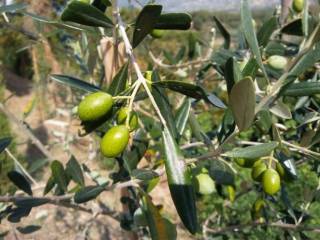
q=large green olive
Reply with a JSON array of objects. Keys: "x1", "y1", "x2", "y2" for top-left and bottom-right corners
[
  {"x1": 117, "y1": 107, "x2": 139, "y2": 131},
  {"x1": 235, "y1": 158, "x2": 258, "y2": 168},
  {"x1": 267, "y1": 55, "x2": 288, "y2": 70},
  {"x1": 195, "y1": 173, "x2": 215, "y2": 195},
  {"x1": 150, "y1": 29, "x2": 165, "y2": 39},
  {"x1": 100, "y1": 125, "x2": 129, "y2": 158},
  {"x1": 251, "y1": 161, "x2": 267, "y2": 182},
  {"x1": 262, "y1": 169, "x2": 281, "y2": 195},
  {"x1": 78, "y1": 92, "x2": 113, "y2": 122},
  {"x1": 293, "y1": 0, "x2": 304, "y2": 12}
]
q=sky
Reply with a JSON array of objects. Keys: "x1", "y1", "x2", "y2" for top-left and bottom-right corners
[{"x1": 118, "y1": 0, "x2": 282, "y2": 12}]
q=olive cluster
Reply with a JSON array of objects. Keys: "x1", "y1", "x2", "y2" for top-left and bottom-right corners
[
  {"x1": 77, "y1": 92, "x2": 138, "y2": 158},
  {"x1": 235, "y1": 158, "x2": 285, "y2": 196}
]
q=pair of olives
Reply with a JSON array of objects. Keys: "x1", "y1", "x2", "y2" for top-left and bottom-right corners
[
  {"x1": 78, "y1": 92, "x2": 139, "y2": 158},
  {"x1": 235, "y1": 158, "x2": 282, "y2": 195}
]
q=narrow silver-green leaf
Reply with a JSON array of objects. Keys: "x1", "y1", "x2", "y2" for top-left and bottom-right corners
[
  {"x1": 225, "y1": 142, "x2": 278, "y2": 159},
  {"x1": 270, "y1": 101, "x2": 292, "y2": 119},
  {"x1": 241, "y1": 0, "x2": 269, "y2": 82},
  {"x1": 281, "y1": 82, "x2": 320, "y2": 96},
  {"x1": 51, "y1": 74, "x2": 101, "y2": 93},
  {"x1": 108, "y1": 63, "x2": 129, "y2": 95},
  {"x1": 175, "y1": 99, "x2": 191, "y2": 136},
  {"x1": 229, "y1": 77, "x2": 256, "y2": 131}
]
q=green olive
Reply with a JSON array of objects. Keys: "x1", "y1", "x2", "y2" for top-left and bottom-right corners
[
  {"x1": 251, "y1": 198, "x2": 266, "y2": 220},
  {"x1": 251, "y1": 161, "x2": 267, "y2": 182},
  {"x1": 117, "y1": 107, "x2": 139, "y2": 131},
  {"x1": 227, "y1": 185, "x2": 235, "y2": 202},
  {"x1": 150, "y1": 29, "x2": 165, "y2": 39},
  {"x1": 78, "y1": 92, "x2": 113, "y2": 122},
  {"x1": 293, "y1": 0, "x2": 304, "y2": 12},
  {"x1": 262, "y1": 169, "x2": 281, "y2": 195},
  {"x1": 235, "y1": 158, "x2": 258, "y2": 168},
  {"x1": 276, "y1": 162, "x2": 286, "y2": 178},
  {"x1": 100, "y1": 125, "x2": 129, "y2": 158},
  {"x1": 195, "y1": 173, "x2": 215, "y2": 195},
  {"x1": 267, "y1": 55, "x2": 288, "y2": 70}
]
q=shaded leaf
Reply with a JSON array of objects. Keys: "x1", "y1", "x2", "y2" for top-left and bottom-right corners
[
  {"x1": 162, "y1": 128, "x2": 197, "y2": 234},
  {"x1": 51, "y1": 161, "x2": 68, "y2": 192},
  {"x1": 108, "y1": 62, "x2": 129, "y2": 95},
  {"x1": 131, "y1": 169, "x2": 159, "y2": 181},
  {"x1": 0, "y1": 137, "x2": 11, "y2": 154},
  {"x1": 153, "y1": 80, "x2": 226, "y2": 109},
  {"x1": 43, "y1": 176, "x2": 55, "y2": 196},
  {"x1": 17, "y1": 225, "x2": 41, "y2": 234},
  {"x1": 132, "y1": 5, "x2": 162, "y2": 48},
  {"x1": 281, "y1": 18, "x2": 303, "y2": 36},
  {"x1": 15, "y1": 198, "x2": 50, "y2": 208},
  {"x1": 66, "y1": 156, "x2": 85, "y2": 186},
  {"x1": 213, "y1": 16, "x2": 230, "y2": 49},
  {"x1": 61, "y1": 1, "x2": 113, "y2": 28},
  {"x1": 209, "y1": 161, "x2": 234, "y2": 185},
  {"x1": 7, "y1": 207, "x2": 31, "y2": 223},
  {"x1": 229, "y1": 77, "x2": 256, "y2": 131},
  {"x1": 257, "y1": 17, "x2": 278, "y2": 47},
  {"x1": 51, "y1": 74, "x2": 101, "y2": 93},
  {"x1": 225, "y1": 142, "x2": 278, "y2": 159},
  {"x1": 7, "y1": 171, "x2": 32, "y2": 196},
  {"x1": 155, "y1": 13, "x2": 192, "y2": 30},
  {"x1": 225, "y1": 57, "x2": 242, "y2": 94},
  {"x1": 74, "y1": 185, "x2": 105, "y2": 203},
  {"x1": 91, "y1": 0, "x2": 111, "y2": 12}
]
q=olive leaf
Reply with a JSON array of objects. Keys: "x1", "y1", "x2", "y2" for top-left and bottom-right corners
[
  {"x1": 225, "y1": 142, "x2": 279, "y2": 159},
  {"x1": 7, "y1": 171, "x2": 32, "y2": 196},
  {"x1": 229, "y1": 77, "x2": 256, "y2": 131},
  {"x1": 51, "y1": 74, "x2": 101, "y2": 93},
  {"x1": 0, "y1": 137, "x2": 11, "y2": 154},
  {"x1": 61, "y1": 0, "x2": 113, "y2": 28},
  {"x1": 132, "y1": 5, "x2": 162, "y2": 48}
]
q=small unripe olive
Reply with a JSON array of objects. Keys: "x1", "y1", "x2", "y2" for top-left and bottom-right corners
[
  {"x1": 227, "y1": 185, "x2": 235, "y2": 202},
  {"x1": 267, "y1": 55, "x2": 288, "y2": 70},
  {"x1": 78, "y1": 92, "x2": 113, "y2": 122},
  {"x1": 253, "y1": 198, "x2": 266, "y2": 212},
  {"x1": 251, "y1": 161, "x2": 267, "y2": 182},
  {"x1": 150, "y1": 29, "x2": 165, "y2": 39},
  {"x1": 251, "y1": 198, "x2": 266, "y2": 220},
  {"x1": 235, "y1": 158, "x2": 258, "y2": 168},
  {"x1": 195, "y1": 173, "x2": 215, "y2": 195},
  {"x1": 117, "y1": 107, "x2": 139, "y2": 131},
  {"x1": 293, "y1": 0, "x2": 304, "y2": 13},
  {"x1": 100, "y1": 125, "x2": 129, "y2": 158},
  {"x1": 262, "y1": 169, "x2": 281, "y2": 195}
]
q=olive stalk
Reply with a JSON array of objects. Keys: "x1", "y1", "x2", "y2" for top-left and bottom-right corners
[{"x1": 115, "y1": 8, "x2": 169, "y2": 130}]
